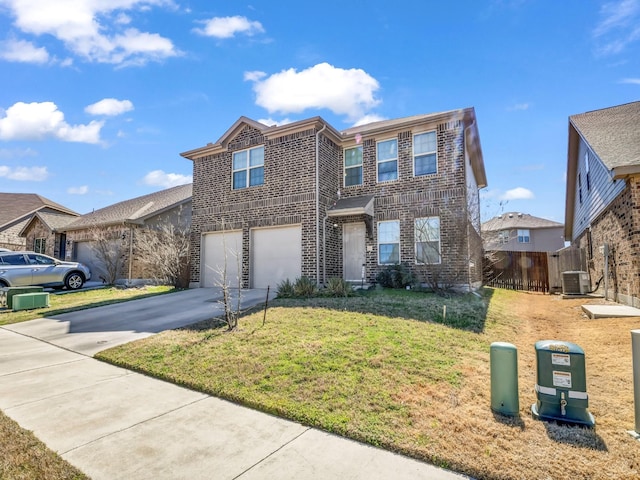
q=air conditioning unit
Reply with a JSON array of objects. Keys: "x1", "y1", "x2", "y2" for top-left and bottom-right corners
[{"x1": 562, "y1": 271, "x2": 590, "y2": 295}]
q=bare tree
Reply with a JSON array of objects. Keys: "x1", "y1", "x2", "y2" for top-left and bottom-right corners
[
  {"x1": 88, "y1": 225, "x2": 128, "y2": 285},
  {"x1": 136, "y1": 218, "x2": 191, "y2": 288},
  {"x1": 213, "y1": 220, "x2": 243, "y2": 331}
]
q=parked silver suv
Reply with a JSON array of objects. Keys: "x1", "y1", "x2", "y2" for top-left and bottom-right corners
[{"x1": 0, "y1": 251, "x2": 91, "y2": 290}]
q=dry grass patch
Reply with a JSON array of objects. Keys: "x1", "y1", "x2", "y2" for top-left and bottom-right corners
[
  {"x1": 0, "y1": 410, "x2": 88, "y2": 480},
  {"x1": 97, "y1": 288, "x2": 640, "y2": 480}
]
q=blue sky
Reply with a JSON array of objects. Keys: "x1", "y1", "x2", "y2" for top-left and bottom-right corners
[{"x1": 0, "y1": 0, "x2": 638, "y2": 222}]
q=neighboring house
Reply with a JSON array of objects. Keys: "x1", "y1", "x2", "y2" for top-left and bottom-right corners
[
  {"x1": 565, "y1": 101, "x2": 640, "y2": 307},
  {"x1": 181, "y1": 108, "x2": 487, "y2": 290},
  {"x1": 0, "y1": 193, "x2": 78, "y2": 251},
  {"x1": 60, "y1": 184, "x2": 192, "y2": 285},
  {"x1": 19, "y1": 211, "x2": 79, "y2": 259},
  {"x1": 482, "y1": 212, "x2": 564, "y2": 252}
]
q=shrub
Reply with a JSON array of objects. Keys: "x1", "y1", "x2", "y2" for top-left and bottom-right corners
[
  {"x1": 293, "y1": 276, "x2": 317, "y2": 297},
  {"x1": 325, "y1": 277, "x2": 354, "y2": 297},
  {"x1": 376, "y1": 264, "x2": 415, "y2": 289},
  {"x1": 276, "y1": 278, "x2": 295, "y2": 298}
]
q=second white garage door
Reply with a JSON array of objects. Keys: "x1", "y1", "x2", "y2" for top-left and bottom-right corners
[
  {"x1": 251, "y1": 225, "x2": 302, "y2": 288},
  {"x1": 202, "y1": 231, "x2": 243, "y2": 288}
]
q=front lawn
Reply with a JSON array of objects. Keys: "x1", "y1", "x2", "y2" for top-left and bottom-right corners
[
  {"x1": 0, "y1": 285, "x2": 176, "y2": 326},
  {"x1": 97, "y1": 288, "x2": 639, "y2": 480}
]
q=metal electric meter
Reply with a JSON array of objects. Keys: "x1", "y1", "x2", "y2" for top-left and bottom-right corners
[{"x1": 531, "y1": 340, "x2": 595, "y2": 427}]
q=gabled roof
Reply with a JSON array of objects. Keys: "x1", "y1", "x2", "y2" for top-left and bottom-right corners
[
  {"x1": 569, "y1": 101, "x2": 640, "y2": 172},
  {"x1": 565, "y1": 101, "x2": 640, "y2": 239},
  {"x1": 0, "y1": 192, "x2": 78, "y2": 229},
  {"x1": 180, "y1": 109, "x2": 487, "y2": 188},
  {"x1": 18, "y1": 211, "x2": 79, "y2": 237},
  {"x1": 62, "y1": 183, "x2": 192, "y2": 231},
  {"x1": 482, "y1": 212, "x2": 563, "y2": 232}
]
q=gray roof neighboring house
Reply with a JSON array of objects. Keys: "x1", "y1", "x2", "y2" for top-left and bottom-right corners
[
  {"x1": 482, "y1": 212, "x2": 563, "y2": 232},
  {"x1": 565, "y1": 101, "x2": 640, "y2": 238},
  {"x1": 62, "y1": 184, "x2": 193, "y2": 231},
  {"x1": 18, "y1": 211, "x2": 79, "y2": 237},
  {"x1": 0, "y1": 193, "x2": 78, "y2": 230}
]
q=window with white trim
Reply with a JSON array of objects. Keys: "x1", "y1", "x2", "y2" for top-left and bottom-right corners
[
  {"x1": 232, "y1": 146, "x2": 264, "y2": 189},
  {"x1": 378, "y1": 220, "x2": 400, "y2": 264},
  {"x1": 344, "y1": 146, "x2": 363, "y2": 186},
  {"x1": 413, "y1": 131, "x2": 437, "y2": 176},
  {"x1": 377, "y1": 139, "x2": 398, "y2": 182},
  {"x1": 498, "y1": 230, "x2": 510, "y2": 244},
  {"x1": 415, "y1": 217, "x2": 441, "y2": 264},
  {"x1": 517, "y1": 229, "x2": 530, "y2": 243},
  {"x1": 33, "y1": 238, "x2": 46, "y2": 254}
]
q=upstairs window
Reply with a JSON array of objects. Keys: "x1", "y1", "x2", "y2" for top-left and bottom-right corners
[
  {"x1": 377, "y1": 139, "x2": 398, "y2": 182},
  {"x1": 517, "y1": 229, "x2": 530, "y2": 243},
  {"x1": 415, "y1": 217, "x2": 441, "y2": 264},
  {"x1": 378, "y1": 220, "x2": 400, "y2": 264},
  {"x1": 413, "y1": 131, "x2": 437, "y2": 176},
  {"x1": 498, "y1": 230, "x2": 510, "y2": 244},
  {"x1": 233, "y1": 146, "x2": 264, "y2": 189},
  {"x1": 33, "y1": 238, "x2": 46, "y2": 254},
  {"x1": 344, "y1": 146, "x2": 363, "y2": 186}
]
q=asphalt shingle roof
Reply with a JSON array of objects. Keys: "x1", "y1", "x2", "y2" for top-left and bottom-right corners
[
  {"x1": 0, "y1": 193, "x2": 78, "y2": 228},
  {"x1": 63, "y1": 184, "x2": 192, "y2": 230},
  {"x1": 569, "y1": 101, "x2": 640, "y2": 169},
  {"x1": 482, "y1": 212, "x2": 563, "y2": 231}
]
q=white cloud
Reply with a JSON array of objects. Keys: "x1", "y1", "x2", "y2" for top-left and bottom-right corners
[
  {"x1": 620, "y1": 77, "x2": 640, "y2": 84},
  {"x1": 351, "y1": 113, "x2": 386, "y2": 127},
  {"x1": 507, "y1": 102, "x2": 531, "y2": 111},
  {"x1": 0, "y1": 101, "x2": 103, "y2": 143},
  {"x1": 0, "y1": 0, "x2": 179, "y2": 66},
  {"x1": 142, "y1": 170, "x2": 192, "y2": 188},
  {"x1": 85, "y1": 98, "x2": 134, "y2": 116},
  {"x1": 593, "y1": 0, "x2": 640, "y2": 55},
  {"x1": 67, "y1": 185, "x2": 89, "y2": 194},
  {"x1": 246, "y1": 62, "x2": 381, "y2": 122},
  {"x1": 500, "y1": 187, "x2": 535, "y2": 201},
  {"x1": 194, "y1": 16, "x2": 264, "y2": 38},
  {"x1": 244, "y1": 70, "x2": 266, "y2": 82},
  {"x1": 0, "y1": 38, "x2": 49, "y2": 63},
  {"x1": 256, "y1": 117, "x2": 293, "y2": 127},
  {"x1": 0, "y1": 165, "x2": 48, "y2": 181}
]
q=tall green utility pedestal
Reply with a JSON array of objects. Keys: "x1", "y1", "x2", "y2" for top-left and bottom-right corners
[
  {"x1": 490, "y1": 342, "x2": 519, "y2": 416},
  {"x1": 531, "y1": 340, "x2": 595, "y2": 427}
]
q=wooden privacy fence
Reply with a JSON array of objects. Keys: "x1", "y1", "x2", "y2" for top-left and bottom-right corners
[{"x1": 483, "y1": 251, "x2": 550, "y2": 293}]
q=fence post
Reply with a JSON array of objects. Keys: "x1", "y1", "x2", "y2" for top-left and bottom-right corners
[{"x1": 630, "y1": 330, "x2": 640, "y2": 440}]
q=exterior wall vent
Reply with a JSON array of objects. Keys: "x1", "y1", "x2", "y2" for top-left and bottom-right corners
[{"x1": 562, "y1": 271, "x2": 590, "y2": 295}]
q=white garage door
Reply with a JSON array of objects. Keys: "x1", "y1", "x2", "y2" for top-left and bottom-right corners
[
  {"x1": 74, "y1": 241, "x2": 106, "y2": 282},
  {"x1": 202, "y1": 231, "x2": 243, "y2": 288},
  {"x1": 251, "y1": 225, "x2": 301, "y2": 289}
]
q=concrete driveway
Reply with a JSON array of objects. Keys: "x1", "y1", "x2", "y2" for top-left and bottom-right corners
[{"x1": 3, "y1": 287, "x2": 271, "y2": 356}]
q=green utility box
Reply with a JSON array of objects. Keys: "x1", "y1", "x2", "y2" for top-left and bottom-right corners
[
  {"x1": 12, "y1": 292, "x2": 50, "y2": 311},
  {"x1": 531, "y1": 340, "x2": 595, "y2": 427},
  {"x1": 490, "y1": 342, "x2": 519, "y2": 416},
  {"x1": 3, "y1": 286, "x2": 44, "y2": 309}
]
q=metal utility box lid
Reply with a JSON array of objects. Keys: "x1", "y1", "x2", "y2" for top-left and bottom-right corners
[{"x1": 535, "y1": 340, "x2": 585, "y2": 356}]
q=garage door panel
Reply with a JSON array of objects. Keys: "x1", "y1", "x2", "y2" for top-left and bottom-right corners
[
  {"x1": 75, "y1": 241, "x2": 106, "y2": 283},
  {"x1": 251, "y1": 226, "x2": 301, "y2": 289},
  {"x1": 202, "y1": 231, "x2": 243, "y2": 288}
]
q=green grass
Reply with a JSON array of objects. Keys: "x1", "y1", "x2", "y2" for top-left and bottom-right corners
[
  {"x1": 98, "y1": 288, "x2": 491, "y2": 448},
  {"x1": 0, "y1": 409, "x2": 89, "y2": 480},
  {"x1": 0, "y1": 285, "x2": 176, "y2": 326}
]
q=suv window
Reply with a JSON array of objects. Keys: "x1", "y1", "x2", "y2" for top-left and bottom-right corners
[
  {"x1": 27, "y1": 254, "x2": 56, "y2": 265},
  {"x1": 0, "y1": 253, "x2": 28, "y2": 265}
]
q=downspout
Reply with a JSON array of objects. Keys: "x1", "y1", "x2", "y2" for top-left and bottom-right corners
[
  {"x1": 127, "y1": 224, "x2": 134, "y2": 286},
  {"x1": 323, "y1": 214, "x2": 329, "y2": 285},
  {"x1": 316, "y1": 123, "x2": 327, "y2": 286}
]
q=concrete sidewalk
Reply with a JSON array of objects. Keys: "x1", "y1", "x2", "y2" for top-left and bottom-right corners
[{"x1": 0, "y1": 289, "x2": 468, "y2": 479}]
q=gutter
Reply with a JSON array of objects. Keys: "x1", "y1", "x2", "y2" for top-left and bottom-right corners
[{"x1": 316, "y1": 123, "x2": 327, "y2": 286}]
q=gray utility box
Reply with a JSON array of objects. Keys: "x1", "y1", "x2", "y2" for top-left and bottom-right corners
[{"x1": 531, "y1": 340, "x2": 595, "y2": 427}]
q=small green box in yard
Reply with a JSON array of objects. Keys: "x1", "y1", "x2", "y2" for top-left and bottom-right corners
[
  {"x1": 531, "y1": 340, "x2": 595, "y2": 427},
  {"x1": 12, "y1": 292, "x2": 50, "y2": 311},
  {"x1": 3, "y1": 286, "x2": 45, "y2": 309}
]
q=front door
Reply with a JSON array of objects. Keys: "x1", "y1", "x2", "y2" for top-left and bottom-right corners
[{"x1": 343, "y1": 223, "x2": 366, "y2": 282}]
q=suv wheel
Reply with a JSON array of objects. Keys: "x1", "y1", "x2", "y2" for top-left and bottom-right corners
[{"x1": 65, "y1": 272, "x2": 84, "y2": 290}]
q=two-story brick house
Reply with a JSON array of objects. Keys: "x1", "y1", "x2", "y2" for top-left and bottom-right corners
[
  {"x1": 565, "y1": 101, "x2": 640, "y2": 307},
  {"x1": 181, "y1": 108, "x2": 487, "y2": 290}
]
